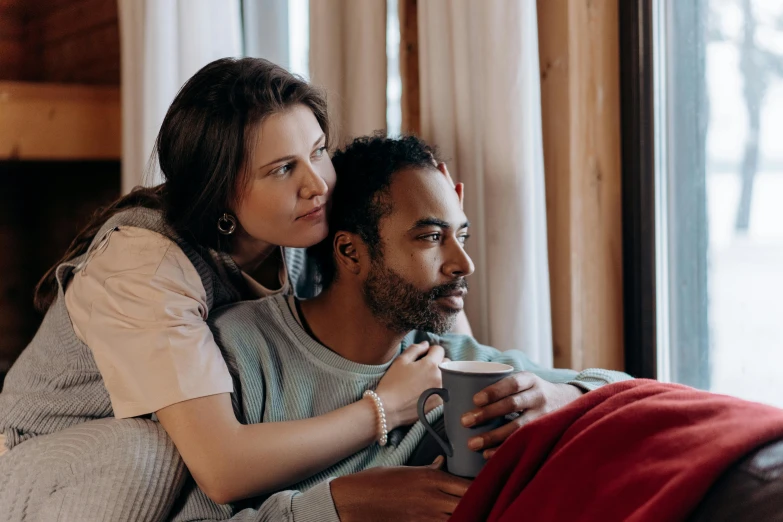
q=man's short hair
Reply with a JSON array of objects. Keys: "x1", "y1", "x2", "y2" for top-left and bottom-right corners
[{"x1": 309, "y1": 134, "x2": 441, "y2": 289}]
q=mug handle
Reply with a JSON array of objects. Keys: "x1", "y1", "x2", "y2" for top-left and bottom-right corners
[{"x1": 417, "y1": 388, "x2": 453, "y2": 457}]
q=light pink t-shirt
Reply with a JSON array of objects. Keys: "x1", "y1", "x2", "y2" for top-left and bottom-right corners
[{"x1": 63, "y1": 226, "x2": 289, "y2": 419}]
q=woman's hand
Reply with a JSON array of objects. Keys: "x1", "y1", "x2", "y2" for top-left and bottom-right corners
[
  {"x1": 436, "y1": 162, "x2": 464, "y2": 209},
  {"x1": 459, "y1": 372, "x2": 584, "y2": 459},
  {"x1": 375, "y1": 341, "x2": 446, "y2": 429}
]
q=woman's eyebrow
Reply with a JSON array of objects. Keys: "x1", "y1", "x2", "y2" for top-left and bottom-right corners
[{"x1": 258, "y1": 134, "x2": 326, "y2": 170}]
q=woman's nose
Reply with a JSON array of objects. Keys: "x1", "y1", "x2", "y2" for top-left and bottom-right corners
[{"x1": 300, "y1": 164, "x2": 329, "y2": 200}]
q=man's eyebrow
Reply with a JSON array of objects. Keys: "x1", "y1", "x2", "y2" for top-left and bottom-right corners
[
  {"x1": 258, "y1": 134, "x2": 326, "y2": 170},
  {"x1": 409, "y1": 218, "x2": 471, "y2": 231}
]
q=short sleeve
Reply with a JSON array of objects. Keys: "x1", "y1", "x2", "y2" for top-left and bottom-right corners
[{"x1": 65, "y1": 227, "x2": 234, "y2": 418}]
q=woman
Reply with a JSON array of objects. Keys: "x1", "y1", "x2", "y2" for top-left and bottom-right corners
[{"x1": 0, "y1": 57, "x2": 459, "y2": 521}]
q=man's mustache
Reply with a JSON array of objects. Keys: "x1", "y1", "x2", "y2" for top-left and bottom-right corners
[{"x1": 429, "y1": 279, "x2": 469, "y2": 299}]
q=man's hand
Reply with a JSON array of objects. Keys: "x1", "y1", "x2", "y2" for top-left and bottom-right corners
[
  {"x1": 330, "y1": 456, "x2": 471, "y2": 522},
  {"x1": 460, "y1": 373, "x2": 584, "y2": 459}
]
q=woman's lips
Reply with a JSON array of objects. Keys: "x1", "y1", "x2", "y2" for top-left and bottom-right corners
[{"x1": 297, "y1": 205, "x2": 325, "y2": 220}]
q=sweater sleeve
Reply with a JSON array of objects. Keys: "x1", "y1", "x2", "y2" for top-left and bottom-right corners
[
  {"x1": 228, "y1": 480, "x2": 340, "y2": 522},
  {"x1": 409, "y1": 331, "x2": 633, "y2": 391}
]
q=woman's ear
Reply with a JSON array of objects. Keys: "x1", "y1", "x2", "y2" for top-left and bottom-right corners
[{"x1": 333, "y1": 232, "x2": 362, "y2": 276}]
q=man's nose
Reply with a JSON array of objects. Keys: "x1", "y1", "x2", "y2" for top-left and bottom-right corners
[
  {"x1": 299, "y1": 164, "x2": 329, "y2": 200},
  {"x1": 443, "y1": 241, "x2": 475, "y2": 278}
]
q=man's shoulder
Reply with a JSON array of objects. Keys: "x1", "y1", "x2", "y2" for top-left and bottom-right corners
[{"x1": 209, "y1": 295, "x2": 288, "y2": 338}]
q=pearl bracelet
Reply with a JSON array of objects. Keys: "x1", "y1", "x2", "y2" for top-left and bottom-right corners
[{"x1": 363, "y1": 390, "x2": 388, "y2": 447}]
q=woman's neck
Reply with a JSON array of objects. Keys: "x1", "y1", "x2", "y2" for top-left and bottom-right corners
[{"x1": 230, "y1": 232, "x2": 278, "y2": 275}]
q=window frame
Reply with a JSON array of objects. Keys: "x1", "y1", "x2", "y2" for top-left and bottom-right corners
[{"x1": 619, "y1": 0, "x2": 658, "y2": 379}]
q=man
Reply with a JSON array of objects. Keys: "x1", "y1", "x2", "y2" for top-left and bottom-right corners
[{"x1": 184, "y1": 136, "x2": 631, "y2": 522}]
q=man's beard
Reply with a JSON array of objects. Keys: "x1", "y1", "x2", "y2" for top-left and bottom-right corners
[{"x1": 362, "y1": 259, "x2": 468, "y2": 335}]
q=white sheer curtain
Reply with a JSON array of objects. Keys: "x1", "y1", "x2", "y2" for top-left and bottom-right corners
[
  {"x1": 309, "y1": 0, "x2": 387, "y2": 145},
  {"x1": 118, "y1": 0, "x2": 242, "y2": 194},
  {"x1": 418, "y1": 0, "x2": 553, "y2": 365}
]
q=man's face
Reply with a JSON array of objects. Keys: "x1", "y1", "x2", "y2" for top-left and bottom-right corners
[{"x1": 362, "y1": 167, "x2": 475, "y2": 334}]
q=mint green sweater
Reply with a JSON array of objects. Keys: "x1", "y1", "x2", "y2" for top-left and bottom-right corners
[{"x1": 206, "y1": 294, "x2": 633, "y2": 521}]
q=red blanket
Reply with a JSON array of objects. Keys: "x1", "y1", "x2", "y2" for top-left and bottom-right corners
[{"x1": 450, "y1": 379, "x2": 783, "y2": 522}]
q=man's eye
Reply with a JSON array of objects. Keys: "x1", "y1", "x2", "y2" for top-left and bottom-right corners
[
  {"x1": 422, "y1": 233, "x2": 442, "y2": 242},
  {"x1": 458, "y1": 234, "x2": 471, "y2": 245}
]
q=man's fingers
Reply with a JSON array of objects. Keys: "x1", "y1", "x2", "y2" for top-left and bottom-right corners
[
  {"x1": 399, "y1": 340, "x2": 430, "y2": 361},
  {"x1": 463, "y1": 388, "x2": 543, "y2": 427},
  {"x1": 423, "y1": 344, "x2": 446, "y2": 364},
  {"x1": 483, "y1": 448, "x2": 498, "y2": 460},
  {"x1": 473, "y1": 372, "x2": 536, "y2": 407},
  {"x1": 467, "y1": 416, "x2": 527, "y2": 452},
  {"x1": 427, "y1": 455, "x2": 445, "y2": 470},
  {"x1": 433, "y1": 472, "x2": 472, "y2": 498}
]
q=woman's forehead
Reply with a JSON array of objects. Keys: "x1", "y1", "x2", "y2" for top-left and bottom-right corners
[{"x1": 252, "y1": 105, "x2": 323, "y2": 166}]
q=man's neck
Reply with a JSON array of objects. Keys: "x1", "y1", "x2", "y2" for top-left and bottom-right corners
[{"x1": 298, "y1": 285, "x2": 406, "y2": 365}]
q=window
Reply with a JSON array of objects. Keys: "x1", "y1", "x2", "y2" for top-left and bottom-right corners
[
  {"x1": 626, "y1": 0, "x2": 783, "y2": 407},
  {"x1": 250, "y1": 0, "x2": 402, "y2": 135}
]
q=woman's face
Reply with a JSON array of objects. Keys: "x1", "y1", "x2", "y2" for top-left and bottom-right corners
[{"x1": 235, "y1": 104, "x2": 336, "y2": 249}]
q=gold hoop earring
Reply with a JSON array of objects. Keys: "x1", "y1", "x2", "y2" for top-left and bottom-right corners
[{"x1": 217, "y1": 213, "x2": 237, "y2": 235}]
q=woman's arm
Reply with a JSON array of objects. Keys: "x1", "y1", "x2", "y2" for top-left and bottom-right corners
[
  {"x1": 156, "y1": 339, "x2": 443, "y2": 505},
  {"x1": 156, "y1": 393, "x2": 377, "y2": 505}
]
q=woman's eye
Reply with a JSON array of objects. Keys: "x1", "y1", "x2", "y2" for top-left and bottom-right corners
[
  {"x1": 313, "y1": 146, "x2": 327, "y2": 158},
  {"x1": 273, "y1": 164, "x2": 293, "y2": 176}
]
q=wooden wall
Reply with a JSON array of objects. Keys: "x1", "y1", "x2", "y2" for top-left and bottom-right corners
[
  {"x1": 537, "y1": 0, "x2": 625, "y2": 371},
  {"x1": 0, "y1": 0, "x2": 25, "y2": 80},
  {"x1": 0, "y1": 0, "x2": 119, "y2": 84},
  {"x1": 0, "y1": 0, "x2": 121, "y2": 372}
]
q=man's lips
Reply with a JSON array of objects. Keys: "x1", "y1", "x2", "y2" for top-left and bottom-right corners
[{"x1": 437, "y1": 288, "x2": 467, "y2": 299}]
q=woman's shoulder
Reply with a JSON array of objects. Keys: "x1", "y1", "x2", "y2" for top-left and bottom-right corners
[
  {"x1": 89, "y1": 226, "x2": 185, "y2": 276},
  {"x1": 68, "y1": 226, "x2": 205, "y2": 299}
]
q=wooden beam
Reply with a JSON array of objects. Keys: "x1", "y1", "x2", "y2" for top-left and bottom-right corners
[
  {"x1": 0, "y1": 1, "x2": 24, "y2": 81},
  {"x1": 399, "y1": 0, "x2": 420, "y2": 135},
  {"x1": 0, "y1": 81, "x2": 120, "y2": 160},
  {"x1": 537, "y1": 0, "x2": 625, "y2": 371}
]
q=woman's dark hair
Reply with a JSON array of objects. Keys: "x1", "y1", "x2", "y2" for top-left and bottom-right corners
[
  {"x1": 34, "y1": 57, "x2": 330, "y2": 312},
  {"x1": 310, "y1": 134, "x2": 440, "y2": 289}
]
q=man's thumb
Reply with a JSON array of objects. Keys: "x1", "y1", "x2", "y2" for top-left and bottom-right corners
[{"x1": 427, "y1": 455, "x2": 445, "y2": 470}]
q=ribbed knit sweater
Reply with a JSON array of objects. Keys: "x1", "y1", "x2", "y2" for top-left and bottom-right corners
[
  {"x1": 0, "y1": 207, "x2": 313, "y2": 450},
  {"x1": 205, "y1": 294, "x2": 633, "y2": 520}
]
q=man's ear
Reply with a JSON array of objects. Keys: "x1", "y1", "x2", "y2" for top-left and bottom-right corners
[{"x1": 333, "y1": 232, "x2": 362, "y2": 276}]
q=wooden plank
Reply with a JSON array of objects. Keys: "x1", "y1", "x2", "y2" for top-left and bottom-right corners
[
  {"x1": 32, "y1": 0, "x2": 117, "y2": 45},
  {"x1": 399, "y1": 0, "x2": 420, "y2": 135},
  {"x1": 0, "y1": 4, "x2": 24, "y2": 39},
  {"x1": 40, "y1": 22, "x2": 120, "y2": 84},
  {"x1": 21, "y1": 0, "x2": 82, "y2": 18},
  {"x1": 0, "y1": 40, "x2": 24, "y2": 80},
  {"x1": 0, "y1": 0, "x2": 24, "y2": 80},
  {"x1": 0, "y1": 81, "x2": 120, "y2": 159},
  {"x1": 537, "y1": 0, "x2": 624, "y2": 371}
]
